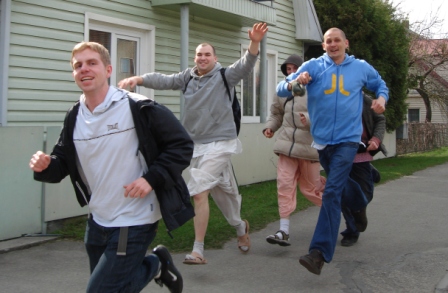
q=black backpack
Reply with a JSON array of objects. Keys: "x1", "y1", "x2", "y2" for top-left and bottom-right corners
[{"x1": 184, "y1": 68, "x2": 241, "y2": 135}]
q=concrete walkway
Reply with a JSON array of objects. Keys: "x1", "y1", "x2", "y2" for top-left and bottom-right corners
[{"x1": 1, "y1": 163, "x2": 448, "y2": 293}]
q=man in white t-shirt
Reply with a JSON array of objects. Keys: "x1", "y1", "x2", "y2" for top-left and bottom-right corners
[{"x1": 29, "y1": 42, "x2": 193, "y2": 293}]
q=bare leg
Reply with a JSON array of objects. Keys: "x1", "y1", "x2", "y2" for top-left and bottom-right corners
[{"x1": 193, "y1": 190, "x2": 210, "y2": 243}]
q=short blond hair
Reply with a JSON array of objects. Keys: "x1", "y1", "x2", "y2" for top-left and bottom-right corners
[{"x1": 70, "y1": 42, "x2": 111, "y2": 68}]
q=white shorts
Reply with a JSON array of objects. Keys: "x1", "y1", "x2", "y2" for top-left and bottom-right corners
[{"x1": 187, "y1": 152, "x2": 238, "y2": 196}]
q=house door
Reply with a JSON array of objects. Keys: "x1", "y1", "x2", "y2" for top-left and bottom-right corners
[{"x1": 89, "y1": 30, "x2": 139, "y2": 89}]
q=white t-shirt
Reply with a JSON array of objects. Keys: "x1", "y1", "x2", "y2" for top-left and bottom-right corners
[
  {"x1": 193, "y1": 138, "x2": 242, "y2": 158},
  {"x1": 73, "y1": 87, "x2": 161, "y2": 227}
]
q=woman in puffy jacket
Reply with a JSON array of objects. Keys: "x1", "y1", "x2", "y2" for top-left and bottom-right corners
[{"x1": 263, "y1": 54, "x2": 326, "y2": 246}]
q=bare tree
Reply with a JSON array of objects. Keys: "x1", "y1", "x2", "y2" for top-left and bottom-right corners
[{"x1": 406, "y1": 9, "x2": 448, "y2": 122}]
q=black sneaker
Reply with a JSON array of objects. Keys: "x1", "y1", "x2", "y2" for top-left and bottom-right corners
[
  {"x1": 352, "y1": 208, "x2": 368, "y2": 232},
  {"x1": 153, "y1": 245, "x2": 183, "y2": 293},
  {"x1": 371, "y1": 164, "x2": 381, "y2": 183},
  {"x1": 341, "y1": 235, "x2": 359, "y2": 247},
  {"x1": 299, "y1": 249, "x2": 325, "y2": 275}
]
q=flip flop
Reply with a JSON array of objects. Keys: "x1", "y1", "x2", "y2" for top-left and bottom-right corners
[
  {"x1": 237, "y1": 219, "x2": 251, "y2": 253},
  {"x1": 183, "y1": 254, "x2": 208, "y2": 265}
]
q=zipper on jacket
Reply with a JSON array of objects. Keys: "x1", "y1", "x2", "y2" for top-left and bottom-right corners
[
  {"x1": 288, "y1": 98, "x2": 297, "y2": 157},
  {"x1": 331, "y1": 66, "x2": 341, "y2": 143}
]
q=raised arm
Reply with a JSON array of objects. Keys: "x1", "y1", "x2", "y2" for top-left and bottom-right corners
[{"x1": 247, "y1": 23, "x2": 268, "y2": 56}]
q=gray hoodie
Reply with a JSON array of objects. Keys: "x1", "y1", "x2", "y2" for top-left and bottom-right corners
[{"x1": 141, "y1": 50, "x2": 257, "y2": 144}]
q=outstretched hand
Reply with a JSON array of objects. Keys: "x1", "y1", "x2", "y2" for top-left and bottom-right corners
[
  {"x1": 296, "y1": 72, "x2": 312, "y2": 85},
  {"x1": 118, "y1": 76, "x2": 143, "y2": 91},
  {"x1": 248, "y1": 22, "x2": 268, "y2": 43},
  {"x1": 247, "y1": 23, "x2": 268, "y2": 55}
]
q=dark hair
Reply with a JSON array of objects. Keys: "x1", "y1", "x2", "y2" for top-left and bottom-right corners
[{"x1": 197, "y1": 43, "x2": 216, "y2": 55}]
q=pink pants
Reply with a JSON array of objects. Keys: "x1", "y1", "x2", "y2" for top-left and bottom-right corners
[{"x1": 277, "y1": 154, "x2": 325, "y2": 218}]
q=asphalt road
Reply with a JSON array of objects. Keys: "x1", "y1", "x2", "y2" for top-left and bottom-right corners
[{"x1": 1, "y1": 163, "x2": 447, "y2": 293}]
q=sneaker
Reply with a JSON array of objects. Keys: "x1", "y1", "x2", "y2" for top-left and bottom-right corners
[
  {"x1": 153, "y1": 245, "x2": 183, "y2": 293},
  {"x1": 341, "y1": 235, "x2": 359, "y2": 247},
  {"x1": 371, "y1": 164, "x2": 381, "y2": 183},
  {"x1": 266, "y1": 230, "x2": 291, "y2": 246},
  {"x1": 352, "y1": 208, "x2": 368, "y2": 232},
  {"x1": 299, "y1": 249, "x2": 325, "y2": 275}
]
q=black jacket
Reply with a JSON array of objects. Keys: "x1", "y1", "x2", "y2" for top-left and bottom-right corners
[
  {"x1": 34, "y1": 96, "x2": 195, "y2": 232},
  {"x1": 362, "y1": 95, "x2": 387, "y2": 157}
]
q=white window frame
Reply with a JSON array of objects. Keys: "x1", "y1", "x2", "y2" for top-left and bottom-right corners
[
  {"x1": 240, "y1": 45, "x2": 277, "y2": 123},
  {"x1": 84, "y1": 13, "x2": 155, "y2": 99}
]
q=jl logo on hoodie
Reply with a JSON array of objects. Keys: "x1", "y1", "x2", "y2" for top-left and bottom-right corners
[{"x1": 324, "y1": 74, "x2": 350, "y2": 96}]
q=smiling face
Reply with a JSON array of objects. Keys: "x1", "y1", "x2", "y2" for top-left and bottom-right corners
[
  {"x1": 71, "y1": 47, "x2": 112, "y2": 98},
  {"x1": 322, "y1": 28, "x2": 349, "y2": 65},
  {"x1": 194, "y1": 44, "x2": 217, "y2": 76}
]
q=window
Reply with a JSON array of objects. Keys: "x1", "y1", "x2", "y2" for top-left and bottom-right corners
[
  {"x1": 408, "y1": 109, "x2": 420, "y2": 122},
  {"x1": 242, "y1": 59, "x2": 260, "y2": 117},
  {"x1": 85, "y1": 13, "x2": 155, "y2": 98},
  {"x1": 90, "y1": 30, "x2": 138, "y2": 88},
  {"x1": 241, "y1": 47, "x2": 277, "y2": 123}
]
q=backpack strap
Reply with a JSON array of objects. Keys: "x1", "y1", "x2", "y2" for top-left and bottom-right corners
[
  {"x1": 183, "y1": 75, "x2": 193, "y2": 94},
  {"x1": 219, "y1": 68, "x2": 233, "y2": 101},
  {"x1": 183, "y1": 68, "x2": 234, "y2": 101}
]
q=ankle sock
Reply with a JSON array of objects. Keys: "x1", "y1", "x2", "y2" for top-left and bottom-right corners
[
  {"x1": 235, "y1": 220, "x2": 247, "y2": 237},
  {"x1": 192, "y1": 241, "x2": 204, "y2": 257},
  {"x1": 280, "y1": 218, "x2": 290, "y2": 235}
]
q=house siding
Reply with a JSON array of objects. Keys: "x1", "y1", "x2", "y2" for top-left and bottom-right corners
[
  {"x1": 0, "y1": 0, "x2": 399, "y2": 241},
  {"x1": 407, "y1": 95, "x2": 447, "y2": 123},
  {"x1": 270, "y1": 0, "x2": 305, "y2": 81},
  {"x1": 8, "y1": 0, "x2": 153, "y2": 126},
  {"x1": 407, "y1": 41, "x2": 448, "y2": 124},
  {"x1": 6, "y1": 0, "x2": 302, "y2": 125}
]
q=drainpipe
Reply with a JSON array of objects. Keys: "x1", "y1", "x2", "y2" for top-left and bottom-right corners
[
  {"x1": 180, "y1": 4, "x2": 189, "y2": 119},
  {"x1": 0, "y1": 0, "x2": 11, "y2": 126},
  {"x1": 259, "y1": 35, "x2": 267, "y2": 123}
]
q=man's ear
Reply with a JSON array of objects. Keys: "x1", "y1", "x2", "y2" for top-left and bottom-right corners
[{"x1": 106, "y1": 64, "x2": 112, "y2": 78}]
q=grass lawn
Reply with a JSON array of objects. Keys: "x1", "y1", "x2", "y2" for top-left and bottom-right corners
[{"x1": 54, "y1": 147, "x2": 448, "y2": 253}]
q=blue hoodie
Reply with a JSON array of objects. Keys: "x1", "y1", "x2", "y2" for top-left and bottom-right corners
[{"x1": 276, "y1": 53, "x2": 389, "y2": 146}]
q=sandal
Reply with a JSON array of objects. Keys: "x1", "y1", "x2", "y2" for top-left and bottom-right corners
[
  {"x1": 183, "y1": 253, "x2": 207, "y2": 265},
  {"x1": 237, "y1": 220, "x2": 251, "y2": 253},
  {"x1": 266, "y1": 230, "x2": 290, "y2": 246}
]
